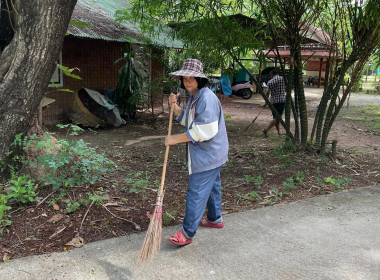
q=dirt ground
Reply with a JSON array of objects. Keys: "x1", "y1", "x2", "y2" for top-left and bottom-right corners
[{"x1": 1, "y1": 92, "x2": 379, "y2": 261}]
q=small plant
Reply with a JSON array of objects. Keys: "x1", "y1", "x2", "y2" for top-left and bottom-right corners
[
  {"x1": 224, "y1": 114, "x2": 232, "y2": 119},
  {"x1": 65, "y1": 201, "x2": 80, "y2": 213},
  {"x1": 87, "y1": 191, "x2": 108, "y2": 206},
  {"x1": 294, "y1": 171, "x2": 308, "y2": 185},
  {"x1": 316, "y1": 177, "x2": 325, "y2": 187},
  {"x1": 244, "y1": 175, "x2": 263, "y2": 186},
  {"x1": 162, "y1": 205, "x2": 181, "y2": 226},
  {"x1": 7, "y1": 174, "x2": 36, "y2": 204},
  {"x1": 227, "y1": 159, "x2": 235, "y2": 167},
  {"x1": 271, "y1": 189, "x2": 283, "y2": 200},
  {"x1": 264, "y1": 199, "x2": 274, "y2": 205},
  {"x1": 124, "y1": 171, "x2": 150, "y2": 196},
  {"x1": 56, "y1": 124, "x2": 84, "y2": 136},
  {"x1": 283, "y1": 177, "x2": 297, "y2": 194},
  {"x1": 0, "y1": 194, "x2": 12, "y2": 234},
  {"x1": 236, "y1": 191, "x2": 262, "y2": 202},
  {"x1": 80, "y1": 198, "x2": 91, "y2": 207},
  {"x1": 325, "y1": 176, "x2": 352, "y2": 191},
  {"x1": 242, "y1": 147, "x2": 255, "y2": 153}
]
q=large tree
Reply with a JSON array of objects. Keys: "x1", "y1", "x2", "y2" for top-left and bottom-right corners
[{"x1": 0, "y1": 0, "x2": 77, "y2": 179}]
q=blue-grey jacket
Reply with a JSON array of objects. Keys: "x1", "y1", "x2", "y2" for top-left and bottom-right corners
[{"x1": 176, "y1": 87, "x2": 229, "y2": 174}]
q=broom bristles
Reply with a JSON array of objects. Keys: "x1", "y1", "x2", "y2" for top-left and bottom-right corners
[{"x1": 137, "y1": 195, "x2": 164, "y2": 265}]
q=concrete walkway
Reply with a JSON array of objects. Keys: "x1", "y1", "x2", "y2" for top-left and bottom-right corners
[{"x1": 1, "y1": 185, "x2": 380, "y2": 280}]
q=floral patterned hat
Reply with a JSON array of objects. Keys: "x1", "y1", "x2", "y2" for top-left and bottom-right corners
[{"x1": 169, "y1": 58, "x2": 208, "y2": 80}]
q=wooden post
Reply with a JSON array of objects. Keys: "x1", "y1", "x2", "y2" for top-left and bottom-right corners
[{"x1": 317, "y1": 58, "x2": 323, "y2": 88}]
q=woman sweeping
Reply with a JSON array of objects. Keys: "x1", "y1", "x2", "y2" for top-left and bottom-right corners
[{"x1": 166, "y1": 58, "x2": 229, "y2": 246}]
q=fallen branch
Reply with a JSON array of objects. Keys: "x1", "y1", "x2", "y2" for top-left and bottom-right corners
[
  {"x1": 80, "y1": 201, "x2": 94, "y2": 230},
  {"x1": 35, "y1": 191, "x2": 56, "y2": 208},
  {"x1": 101, "y1": 204, "x2": 141, "y2": 230}
]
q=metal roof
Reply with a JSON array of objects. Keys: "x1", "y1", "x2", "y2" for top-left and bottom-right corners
[{"x1": 67, "y1": 0, "x2": 183, "y2": 48}]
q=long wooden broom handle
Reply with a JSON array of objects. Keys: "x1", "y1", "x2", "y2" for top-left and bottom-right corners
[{"x1": 158, "y1": 103, "x2": 175, "y2": 194}]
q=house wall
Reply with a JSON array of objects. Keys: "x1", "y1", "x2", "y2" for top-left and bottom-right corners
[
  {"x1": 43, "y1": 37, "x2": 126, "y2": 124},
  {"x1": 43, "y1": 37, "x2": 166, "y2": 125},
  {"x1": 305, "y1": 59, "x2": 327, "y2": 81}
]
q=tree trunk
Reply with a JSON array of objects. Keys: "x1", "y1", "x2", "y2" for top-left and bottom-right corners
[
  {"x1": 293, "y1": 45, "x2": 308, "y2": 146},
  {"x1": 0, "y1": 0, "x2": 77, "y2": 180},
  {"x1": 319, "y1": 73, "x2": 345, "y2": 154}
]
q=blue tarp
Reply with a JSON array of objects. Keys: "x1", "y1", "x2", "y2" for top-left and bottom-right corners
[{"x1": 221, "y1": 74, "x2": 232, "y2": 96}]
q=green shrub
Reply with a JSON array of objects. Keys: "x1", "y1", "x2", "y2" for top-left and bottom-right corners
[
  {"x1": 12, "y1": 128, "x2": 116, "y2": 190},
  {"x1": 7, "y1": 174, "x2": 36, "y2": 204},
  {"x1": 0, "y1": 193, "x2": 12, "y2": 234}
]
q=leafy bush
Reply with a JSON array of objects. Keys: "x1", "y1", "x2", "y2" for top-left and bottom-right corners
[
  {"x1": 0, "y1": 193, "x2": 12, "y2": 234},
  {"x1": 12, "y1": 126, "x2": 116, "y2": 190},
  {"x1": 7, "y1": 174, "x2": 36, "y2": 204},
  {"x1": 113, "y1": 45, "x2": 147, "y2": 119}
]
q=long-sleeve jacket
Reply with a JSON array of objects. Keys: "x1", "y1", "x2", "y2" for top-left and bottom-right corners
[{"x1": 176, "y1": 87, "x2": 229, "y2": 174}]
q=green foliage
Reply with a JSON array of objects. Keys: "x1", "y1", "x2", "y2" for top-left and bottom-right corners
[
  {"x1": 282, "y1": 177, "x2": 297, "y2": 194},
  {"x1": 7, "y1": 174, "x2": 36, "y2": 204},
  {"x1": 162, "y1": 205, "x2": 181, "y2": 226},
  {"x1": 325, "y1": 176, "x2": 352, "y2": 191},
  {"x1": 49, "y1": 64, "x2": 82, "y2": 93},
  {"x1": 352, "y1": 74, "x2": 363, "y2": 92},
  {"x1": 294, "y1": 171, "x2": 308, "y2": 185},
  {"x1": 113, "y1": 45, "x2": 146, "y2": 118},
  {"x1": 227, "y1": 159, "x2": 235, "y2": 167},
  {"x1": 65, "y1": 200, "x2": 80, "y2": 213},
  {"x1": 56, "y1": 64, "x2": 82, "y2": 80},
  {"x1": 236, "y1": 191, "x2": 262, "y2": 202},
  {"x1": 11, "y1": 127, "x2": 116, "y2": 191},
  {"x1": 242, "y1": 147, "x2": 255, "y2": 153},
  {"x1": 69, "y1": 20, "x2": 91, "y2": 28},
  {"x1": 271, "y1": 189, "x2": 283, "y2": 200},
  {"x1": 124, "y1": 171, "x2": 151, "y2": 196},
  {"x1": 316, "y1": 177, "x2": 325, "y2": 187},
  {"x1": 245, "y1": 175, "x2": 263, "y2": 186},
  {"x1": 87, "y1": 188, "x2": 109, "y2": 206},
  {"x1": 0, "y1": 173, "x2": 36, "y2": 233},
  {"x1": 282, "y1": 171, "x2": 308, "y2": 194},
  {"x1": 273, "y1": 141, "x2": 295, "y2": 168},
  {"x1": 0, "y1": 194, "x2": 12, "y2": 234}
]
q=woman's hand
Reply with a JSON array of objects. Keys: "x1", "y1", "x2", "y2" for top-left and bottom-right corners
[
  {"x1": 169, "y1": 93, "x2": 183, "y2": 117},
  {"x1": 165, "y1": 135, "x2": 177, "y2": 146},
  {"x1": 169, "y1": 93, "x2": 179, "y2": 106},
  {"x1": 165, "y1": 133, "x2": 191, "y2": 146}
]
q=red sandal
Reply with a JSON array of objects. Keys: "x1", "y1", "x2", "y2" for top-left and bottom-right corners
[
  {"x1": 199, "y1": 218, "x2": 224, "y2": 228},
  {"x1": 168, "y1": 229, "x2": 193, "y2": 246}
]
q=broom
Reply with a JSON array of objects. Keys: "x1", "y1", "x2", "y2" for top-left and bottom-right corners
[
  {"x1": 137, "y1": 103, "x2": 175, "y2": 265},
  {"x1": 243, "y1": 106, "x2": 265, "y2": 132}
]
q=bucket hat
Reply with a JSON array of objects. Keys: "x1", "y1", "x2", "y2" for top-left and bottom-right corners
[{"x1": 169, "y1": 58, "x2": 208, "y2": 80}]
